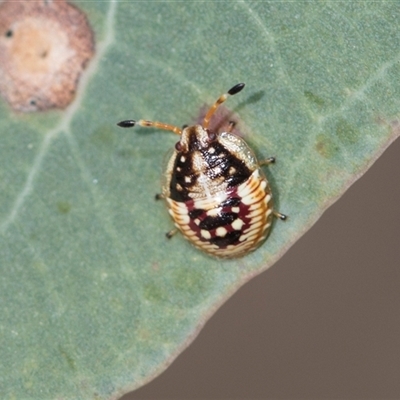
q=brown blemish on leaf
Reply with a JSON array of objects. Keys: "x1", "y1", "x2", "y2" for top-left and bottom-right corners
[
  {"x1": 0, "y1": 0, "x2": 94, "y2": 112},
  {"x1": 315, "y1": 135, "x2": 327, "y2": 157},
  {"x1": 304, "y1": 90, "x2": 325, "y2": 107},
  {"x1": 57, "y1": 201, "x2": 71, "y2": 214},
  {"x1": 315, "y1": 133, "x2": 338, "y2": 158}
]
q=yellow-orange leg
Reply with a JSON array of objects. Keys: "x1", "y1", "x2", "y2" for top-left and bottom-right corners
[
  {"x1": 259, "y1": 157, "x2": 286, "y2": 220},
  {"x1": 166, "y1": 228, "x2": 178, "y2": 239},
  {"x1": 117, "y1": 119, "x2": 182, "y2": 135},
  {"x1": 260, "y1": 157, "x2": 276, "y2": 166},
  {"x1": 273, "y1": 211, "x2": 287, "y2": 220},
  {"x1": 154, "y1": 193, "x2": 179, "y2": 237},
  {"x1": 203, "y1": 83, "x2": 245, "y2": 129}
]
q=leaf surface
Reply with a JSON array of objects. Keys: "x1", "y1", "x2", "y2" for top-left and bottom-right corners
[{"x1": 0, "y1": 2, "x2": 399, "y2": 399}]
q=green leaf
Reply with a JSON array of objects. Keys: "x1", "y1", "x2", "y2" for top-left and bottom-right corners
[{"x1": 1, "y1": 2, "x2": 399, "y2": 399}]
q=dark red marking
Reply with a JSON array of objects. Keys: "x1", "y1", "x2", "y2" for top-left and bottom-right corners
[{"x1": 183, "y1": 187, "x2": 253, "y2": 249}]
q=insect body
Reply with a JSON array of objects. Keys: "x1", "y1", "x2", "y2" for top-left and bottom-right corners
[{"x1": 118, "y1": 83, "x2": 286, "y2": 258}]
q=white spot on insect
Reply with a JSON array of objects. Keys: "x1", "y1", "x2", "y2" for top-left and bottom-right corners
[
  {"x1": 185, "y1": 176, "x2": 191, "y2": 183},
  {"x1": 216, "y1": 227, "x2": 227, "y2": 237},
  {"x1": 244, "y1": 221, "x2": 263, "y2": 233},
  {"x1": 178, "y1": 214, "x2": 190, "y2": 224},
  {"x1": 251, "y1": 215, "x2": 263, "y2": 224},
  {"x1": 229, "y1": 166, "x2": 236, "y2": 175},
  {"x1": 182, "y1": 227, "x2": 196, "y2": 237},
  {"x1": 260, "y1": 180, "x2": 267, "y2": 190},
  {"x1": 232, "y1": 218, "x2": 244, "y2": 230},
  {"x1": 239, "y1": 230, "x2": 258, "y2": 242},
  {"x1": 176, "y1": 183, "x2": 183, "y2": 191},
  {"x1": 263, "y1": 222, "x2": 271, "y2": 231},
  {"x1": 207, "y1": 208, "x2": 221, "y2": 216},
  {"x1": 241, "y1": 193, "x2": 257, "y2": 205},
  {"x1": 265, "y1": 194, "x2": 271, "y2": 204},
  {"x1": 213, "y1": 166, "x2": 222, "y2": 174},
  {"x1": 194, "y1": 218, "x2": 200, "y2": 225},
  {"x1": 237, "y1": 187, "x2": 249, "y2": 200},
  {"x1": 239, "y1": 234, "x2": 247, "y2": 242},
  {"x1": 173, "y1": 201, "x2": 187, "y2": 211},
  {"x1": 231, "y1": 206, "x2": 240, "y2": 213},
  {"x1": 180, "y1": 155, "x2": 186, "y2": 162},
  {"x1": 237, "y1": 180, "x2": 252, "y2": 200},
  {"x1": 177, "y1": 167, "x2": 181, "y2": 172},
  {"x1": 201, "y1": 229, "x2": 211, "y2": 239},
  {"x1": 193, "y1": 192, "x2": 228, "y2": 209},
  {"x1": 208, "y1": 147, "x2": 215, "y2": 154},
  {"x1": 248, "y1": 209, "x2": 262, "y2": 218}
]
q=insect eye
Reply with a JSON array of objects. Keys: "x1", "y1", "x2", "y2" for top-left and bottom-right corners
[
  {"x1": 208, "y1": 131, "x2": 217, "y2": 142},
  {"x1": 175, "y1": 142, "x2": 182, "y2": 151}
]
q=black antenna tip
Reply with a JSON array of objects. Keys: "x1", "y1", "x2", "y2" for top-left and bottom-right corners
[
  {"x1": 117, "y1": 120, "x2": 136, "y2": 128},
  {"x1": 227, "y1": 83, "x2": 245, "y2": 96}
]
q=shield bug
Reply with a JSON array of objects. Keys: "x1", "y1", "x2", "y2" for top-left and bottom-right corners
[{"x1": 118, "y1": 83, "x2": 286, "y2": 258}]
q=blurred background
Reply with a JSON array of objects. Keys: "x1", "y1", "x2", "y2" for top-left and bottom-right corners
[{"x1": 123, "y1": 137, "x2": 400, "y2": 399}]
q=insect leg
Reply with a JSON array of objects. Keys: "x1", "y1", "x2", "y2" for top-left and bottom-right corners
[
  {"x1": 203, "y1": 83, "x2": 245, "y2": 129},
  {"x1": 117, "y1": 119, "x2": 182, "y2": 135},
  {"x1": 260, "y1": 157, "x2": 276, "y2": 166},
  {"x1": 166, "y1": 228, "x2": 178, "y2": 239},
  {"x1": 273, "y1": 211, "x2": 287, "y2": 221}
]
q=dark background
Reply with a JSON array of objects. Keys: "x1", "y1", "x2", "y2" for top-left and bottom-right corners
[{"x1": 122, "y1": 138, "x2": 400, "y2": 400}]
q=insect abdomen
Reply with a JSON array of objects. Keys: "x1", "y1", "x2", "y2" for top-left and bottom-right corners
[{"x1": 166, "y1": 169, "x2": 273, "y2": 258}]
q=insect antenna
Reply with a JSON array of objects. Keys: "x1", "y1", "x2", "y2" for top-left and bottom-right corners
[
  {"x1": 117, "y1": 119, "x2": 182, "y2": 135},
  {"x1": 203, "y1": 83, "x2": 245, "y2": 130}
]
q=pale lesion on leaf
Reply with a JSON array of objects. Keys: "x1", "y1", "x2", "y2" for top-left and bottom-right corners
[{"x1": 0, "y1": 0, "x2": 95, "y2": 112}]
